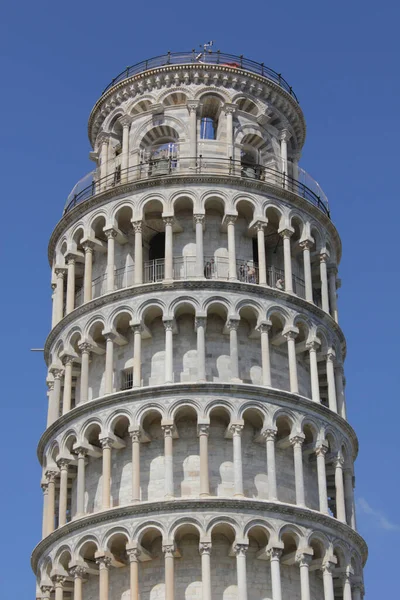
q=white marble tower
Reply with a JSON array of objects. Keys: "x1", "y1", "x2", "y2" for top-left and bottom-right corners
[{"x1": 33, "y1": 49, "x2": 367, "y2": 600}]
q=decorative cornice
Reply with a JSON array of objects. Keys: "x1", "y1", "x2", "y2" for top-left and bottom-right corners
[
  {"x1": 36, "y1": 381, "x2": 358, "y2": 464},
  {"x1": 43, "y1": 279, "x2": 347, "y2": 363},
  {"x1": 48, "y1": 174, "x2": 341, "y2": 266},
  {"x1": 30, "y1": 497, "x2": 368, "y2": 573},
  {"x1": 87, "y1": 63, "x2": 306, "y2": 147}
]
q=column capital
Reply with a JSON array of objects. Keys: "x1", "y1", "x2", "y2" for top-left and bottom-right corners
[
  {"x1": 195, "y1": 316, "x2": 207, "y2": 330},
  {"x1": 163, "y1": 318, "x2": 174, "y2": 332},
  {"x1": 104, "y1": 227, "x2": 118, "y2": 239},
  {"x1": 126, "y1": 546, "x2": 141, "y2": 562},
  {"x1": 119, "y1": 115, "x2": 133, "y2": 128},
  {"x1": 326, "y1": 348, "x2": 336, "y2": 363},
  {"x1": 74, "y1": 445, "x2": 89, "y2": 458},
  {"x1": 283, "y1": 328, "x2": 298, "y2": 341},
  {"x1": 55, "y1": 266, "x2": 67, "y2": 278},
  {"x1": 296, "y1": 551, "x2": 313, "y2": 567},
  {"x1": 50, "y1": 366, "x2": 64, "y2": 380},
  {"x1": 223, "y1": 102, "x2": 237, "y2": 115},
  {"x1": 163, "y1": 216, "x2": 175, "y2": 227},
  {"x1": 95, "y1": 553, "x2": 112, "y2": 569},
  {"x1": 334, "y1": 454, "x2": 344, "y2": 468},
  {"x1": 321, "y1": 559, "x2": 336, "y2": 574},
  {"x1": 299, "y1": 238, "x2": 313, "y2": 251},
  {"x1": 199, "y1": 541, "x2": 212, "y2": 555},
  {"x1": 267, "y1": 547, "x2": 283, "y2": 560},
  {"x1": 162, "y1": 543, "x2": 175, "y2": 558},
  {"x1": 131, "y1": 323, "x2": 143, "y2": 335},
  {"x1": 280, "y1": 128, "x2": 291, "y2": 142},
  {"x1": 186, "y1": 99, "x2": 201, "y2": 113},
  {"x1": 129, "y1": 428, "x2": 141, "y2": 443},
  {"x1": 197, "y1": 424, "x2": 210, "y2": 436},
  {"x1": 99, "y1": 436, "x2": 114, "y2": 450},
  {"x1": 57, "y1": 457, "x2": 71, "y2": 470},
  {"x1": 278, "y1": 227, "x2": 294, "y2": 239},
  {"x1": 162, "y1": 424, "x2": 174, "y2": 437},
  {"x1": 306, "y1": 339, "x2": 320, "y2": 351},
  {"x1": 41, "y1": 481, "x2": 49, "y2": 493},
  {"x1": 78, "y1": 341, "x2": 93, "y2": 354},
  {"x1": 193, "y1": 213, "x2": 205, "y2": 225},
  {"x1": 131, "y1": 219, "x2": 142, "y2": 233},
  {"x1": 61, "y1": 354, "x2": 75, "y2": 367},
  {"x1": 40, "y1": 585, "x2": 53, "y2": 597},
  {"x1": 257, "y1": 320, "x2": 272, "y2": 334},
  {"x1": 261, "y1": 428, "x2": 277, "y2": 441},
  {"x1": 226, "y1": 317, "x2": 240, "y2": 331},
  {"x1": 97, "y1": 133, "x2": 111, "y2": 146},
  {"x1": 230, "y1": 423, "x2": 244, "y2": 436},
  {"x1": 65, "y1": 253, "x2": 77, "y2": 265},
  {"x1": 52, "y1": 575, "x2": 66, "y2": 588},
  {"x1": 46, "y1": 379, "x2": 55, "y2": 392},
  {"x1": 45, "y1": 470, "x2": 58, "y2": 483},
  {"x1": 315, "y1": 443, "x2": 328, "y2": 457},
  {"x1": 69, "y1": 565, "x2": 87, "y2": 579},
  {"x1": 225, "y1": 214, "x2": 237, "y2": 226},
  {"x1": 290, "y1": 433, "x2": 305, "y2": 447},
  {"x1": 253, "y1": 219, "x2": 268, "y2": 232},
  {"x1": 82, "y1": 239, "x2": 95, "y2": 252},
  {"x1": 319, "y1": 251, "x2": 329, "y2": 263},
  {"x1": 233, "y1": 543, "x2": 248, "y2": 556}
]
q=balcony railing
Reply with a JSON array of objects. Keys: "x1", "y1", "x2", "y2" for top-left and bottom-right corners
[
  {"x1": 101, "y1": 51, "x2": 298, "y2": 101},
  {"x1": 64, "y1": 157, "x2": 330, "y2": 217}
]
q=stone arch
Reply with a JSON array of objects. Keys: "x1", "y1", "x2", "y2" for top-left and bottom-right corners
[{"x1": 161, "y1": 90, "x2": 189, "y2": 106}]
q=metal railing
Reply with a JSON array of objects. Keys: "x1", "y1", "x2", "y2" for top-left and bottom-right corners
[
  {"x1": 64, "y1": 157, "x2": 330, "y2": 217},
  {"x1": 102, "y1": 51, "x2": 298, "y2": 101}
]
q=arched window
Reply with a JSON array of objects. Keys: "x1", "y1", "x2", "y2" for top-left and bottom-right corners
[
  {"x1": 200, "y1": 117, "x2": 216, "y2": 140},
  {"x1": 199, "y1": 94, "x2": 223, "y2": 140}
]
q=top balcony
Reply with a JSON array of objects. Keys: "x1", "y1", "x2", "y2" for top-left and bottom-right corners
[
  {"x1": 64, "y1": 150, "x2": 330, "y2": 218},
  {"x1": 101, "y1": 50, "x2": 298, "y2": 102}
]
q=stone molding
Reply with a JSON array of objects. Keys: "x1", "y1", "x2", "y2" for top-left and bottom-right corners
[
  {"x1": 31, "y1": 497, "x2": 368, "y2": 573},
  {"x1": 36, "y1": 382, "x2": 358, "y2": 464},
  {"x1": 49, "y1": 176, "x2": 341, "y2": 266},
  {"x1": 43, "y1": 280, "x2": 346, "y2": 363}
]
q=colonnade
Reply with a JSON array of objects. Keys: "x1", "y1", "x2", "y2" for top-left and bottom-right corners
[
  {"x1": 47, "y1": 319, "x2": 347, "y2": 425},
  {"x1": 41, "y1": 422, "x2": 356, "y2": 538},
  {"x1": 42, "y1": 544, "x2": 363, "y2": 600},
  {"x1": 52, "y1": 215, "x2": 339, "y2": 327}
]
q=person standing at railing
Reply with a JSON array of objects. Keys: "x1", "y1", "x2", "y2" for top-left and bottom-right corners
[
  {"x1": 204, "y1": 260, "x2": 212, "y2": 279},
  {"x1": 247, "y1": 264, "x2": 256, "y2": 284},
  {"x1": 276, "y1": 278, "x2": 284, "y2": 290}
]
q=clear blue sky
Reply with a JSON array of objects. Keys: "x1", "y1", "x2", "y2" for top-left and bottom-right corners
[{"x1": 0, "y1": 1, "x2": 398, "y2": 597}]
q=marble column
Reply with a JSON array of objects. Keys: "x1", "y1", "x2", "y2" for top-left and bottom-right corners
[
  {"x1": 55, "y1": 267, "x2": 66, "y2": 323},
  {"x1": 227, "y1": 318, "x2": 240, "y2": 381},
  {"x1": 82, "y1": 241, "x2": 94, "y2": 303},
  {"x1": 335, "y1": 365, "x2": 347, "y2": 419},
  {"x1": 320, "y1": 253, "x2": 330, "y2": 314},
  {"x1": 256, "y1": 221, "x2": 267, "y2": 285},
  {"x1": 41, "y1": 482, "x2": 48, "y2": 538},
  {"x1": 194, "y1": 214, "x2": 205, "y2": 277},
  {"x1": 132, "y1": 221, "x2": 143, "y2": 284},
  {"x1": 199, "y1": 542, "x2": 212, "y2": 600},
  {"x1": 69, "y1": 565, "x2": 87, "y2": 600},
  {"x1": 99, "y1": 137, "x2": 110, "y2": 185},
  {"x1": 344, "y1": 469, "x2": 356, "y2": 528},
  {"x1": 263, "y1": 429, "x2": 278, "y2": 500},
  {"x1": 259, "y1": 322, "x2": 272, "y2": 386},
  {"x1": 198, "y1": 424, "x2": 210, "y2": 497},
  {"x1": 70, "y1": 566, "x2": 86, "y2": 600},
  {"x1": 307, "y1": 341, "x2": 320, "y2": 403},
  {"x1": 50, "y1": 368, "x2": 63, "y2": 423},
  {"x1": 300, "y1": 240, "x2": 313, "y2": 302},
  {"x1": 226, "y1": 216, "x2": 237, "y2": 280},
  {"x1": 75, "y1": 447, "x2": 88, "y2": 517},
  {"x1": 280, "y1": 229, "x2": 294, "y2": 292},
  {"x1": 104, "y1": 333, "x2": 114, "y2": 394},
  {"x1": 326, "y1": 350, "x2": 338, "y2": 413},
  {"x1": 269, "y1": 548, "x2": 283, "y2": 600},
  {"x1": 328, "y1": 266, "x2": 339, "y2": 322},
  {"x1": 62, "y1": 356, "x2": 74, "y2": 414},
  {"x1": 163, "y1": 217, "x2": 174, "y2": 281},
  {"x1": 132, "y1": 324, "x2": 142, "y2": 387},
  {"x1": 321, "y1": 561, "x2": 335, "y2": 600},
  {"x1": 130, "y1": 428, "x2": 141, "y2": 503},
  {"x1": 105, "y1": 228, "x2": 117, "y2": 293},
  {"x1": 51, "y1": 282, "x2": 57, "y2": 328},
  {"x1": 53, "y1": 576, "x2": 66, "y2": 600},
  {"x1": 163, "y1": 319, "x2": 174, "y2": 384},
  {"x1": 163, "y1": 544, "x2": 175, "y2": 600},
  {"x1": 343, "y1": 571, "x2": 353, "y2": 600},
  {"x1": 127, "y1": 547, "x2": 140, "y2": 600},
  {"x1": 352, "y1": 583, "x2": 364, "y2": 600},
  {"x1": 78, "y1": 342, "x2": 92, "y2": 403},
  {"x1": 316, "y1": 444, "x2": 329, "y2": 514},
  {"x1": 280, "y1": 129, "x2": 290, "y2": 180},
  {"x1": 120, "y1": 116, "x2": 131, "y2": 181},
  {"x1": 100, "y1": 437, "x2": 113, "y2": 510},
  {"x1": 335, "y1": 456, "x2": 347, "y2": 523},
  {"x1": 66, "y1": 255, "x2": 76, "y2": 315},
  {"x1": 163, "y1": 425, "x2": 174, "y2": 499},
  {"x1": 290, "y1": 434, "x2": 306, "y2": 506},
  {"x1": 231, "y1": 424, "x2": 244, "y2": 497},
  {"x1": 224, "y1": 104, "x2": 236, "y2": 158},
  {"x1": 195, "y1": 317, "x2": 206, "y2": 382},
  {"x1": 187, "y1": 101, "x2": 199, "y2": 165},
  {"x1": 285, "y1": 330, "x2": 299, "y2": 393},
  {"x1": 57, "y1": 458, "x2": 70, "y2": 527},
  {"x1": 297, "y1": 553, "x2": 312, "y2": 600},
  {"x1": 96, "y1": 555, "x2": 111, "y2": 600},
  {"x1": 46, "y1": 470, "x2": 57, "y2": 534},
  {"x1": 235, "y1": 544, "x2": 248, "y2": 600},
  {"x1": 46, "y1": 380, "x2": 55, "y2": 428}
]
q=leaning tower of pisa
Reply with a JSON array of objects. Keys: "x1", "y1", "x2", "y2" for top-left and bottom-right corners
[{"x1": 33, "y1": 50, "x2": 367, "y2": 600}]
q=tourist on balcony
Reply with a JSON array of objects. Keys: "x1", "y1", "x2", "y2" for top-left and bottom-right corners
[{"x1": 276, "y1": 277, "x2": 284, "y2": 289}]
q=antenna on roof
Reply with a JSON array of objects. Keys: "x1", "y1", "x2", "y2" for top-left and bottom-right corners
[{"x1": 196, "y1": 41, "x2": 215, "y2": 62}]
